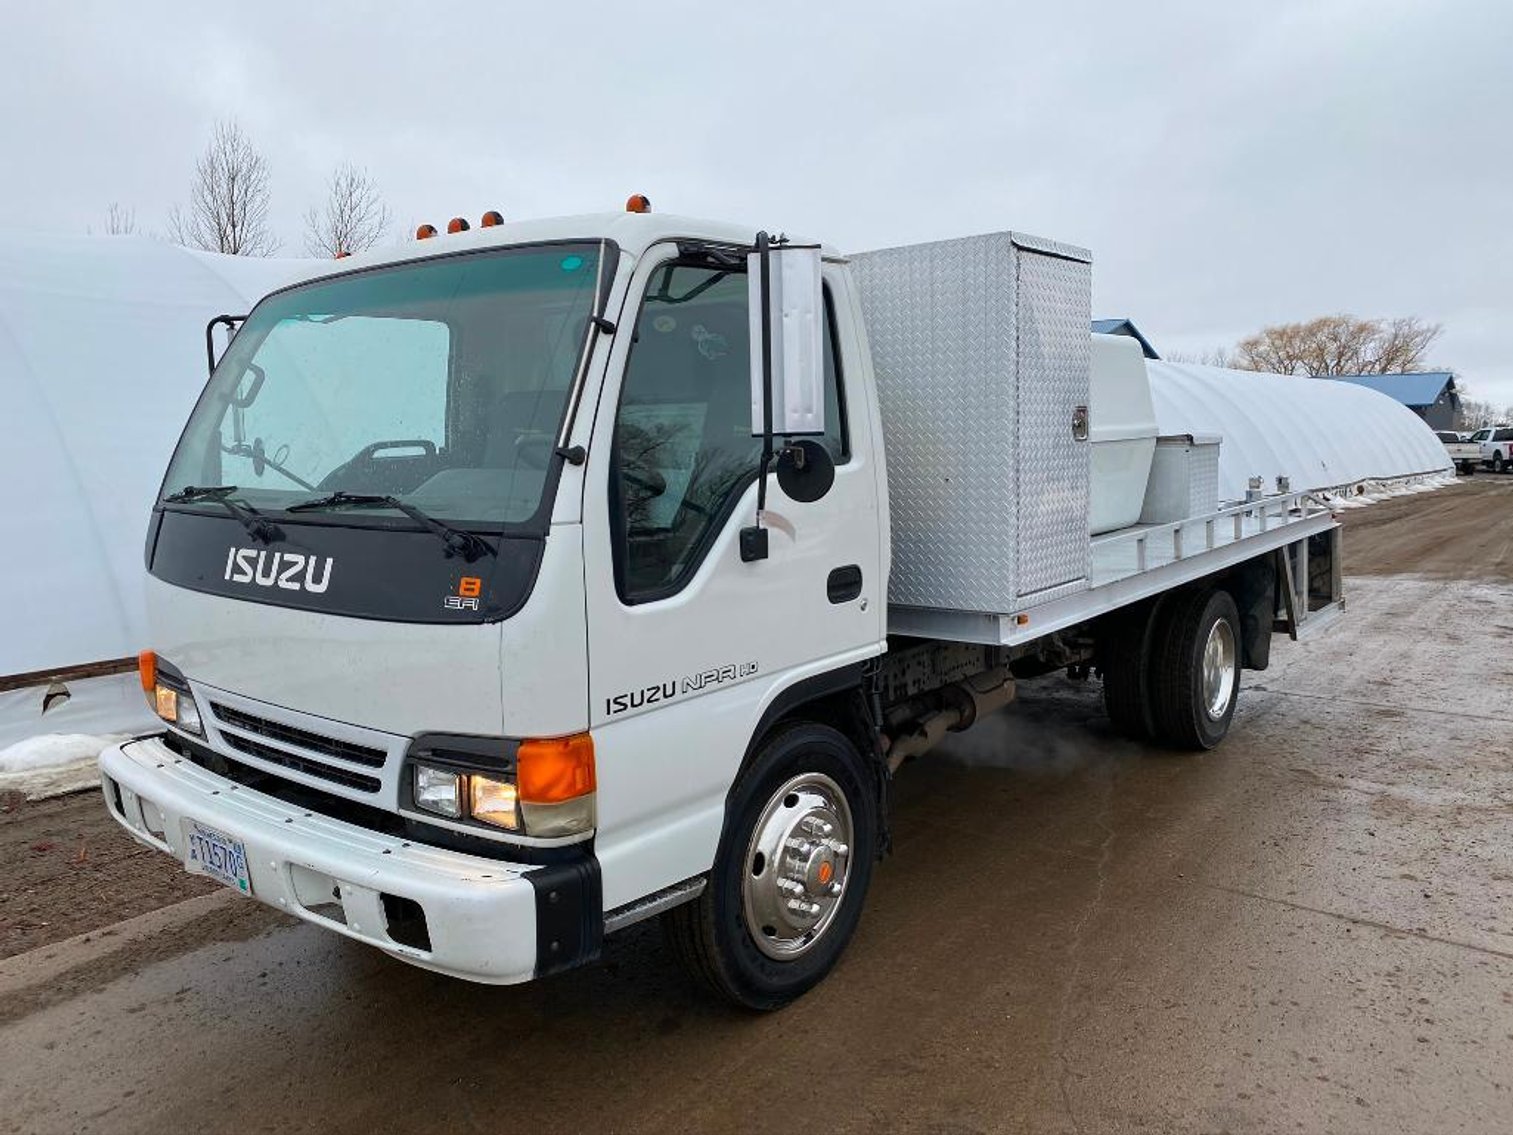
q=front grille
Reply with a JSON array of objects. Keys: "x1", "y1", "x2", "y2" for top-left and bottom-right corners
[
  {"x1": 218, "y1": 730, "x2": 382, "y2": 793},
  {"x1": 211, "y1": 703, "x2": 387, "y2": 768}
]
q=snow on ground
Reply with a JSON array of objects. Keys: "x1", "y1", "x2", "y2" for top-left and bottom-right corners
[{"x1": 0, "y1": 733, "x2": 124, "y2": 801}]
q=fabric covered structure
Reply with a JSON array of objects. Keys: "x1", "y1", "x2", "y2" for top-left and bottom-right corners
[
  {"x1": 0, "y1": 232, "x2": 320, "y2": 743},
  {"x1": 1145, "y1": 360, "x2": 1454, "y2": 505}
]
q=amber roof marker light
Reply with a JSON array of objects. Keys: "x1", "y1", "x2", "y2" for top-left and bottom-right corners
[
  {"x1": 625, "y1": 194, "x2": 651, "y2": 213},
  {"x1": 415, "y1": 223, "x2": 437, "y2": 240},
  {"x1": 481, "y1": 210, "x2": 504, "y2": 227},
  {"x1": 447, "y1": 217, "x2": 470, "y2": 234}
]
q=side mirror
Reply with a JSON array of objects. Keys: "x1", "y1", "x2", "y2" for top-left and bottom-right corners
[
  {"x1": 748, "y1": 239, "x2": 825, "y2": 440},
  {"x1": 739, "y1": 234, "x2": 830, "y2": 563},
  {"x1": 776, "y1": 439, "x2": 835, "y2": 504}
]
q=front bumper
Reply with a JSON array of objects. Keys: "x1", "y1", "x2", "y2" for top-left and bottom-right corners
[{"x1": 100, "y1": 735, "x2": 571, "y2": 984}]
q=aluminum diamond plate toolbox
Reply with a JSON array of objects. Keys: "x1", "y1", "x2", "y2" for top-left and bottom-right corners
[{"x1": 851, "y1": 231, "x2": 1092, "y2": 615}]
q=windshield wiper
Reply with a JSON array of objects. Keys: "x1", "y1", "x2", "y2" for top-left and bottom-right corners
[
  {"x1": 163, "y1": 485, "x2": 283, "y2": 544},
  {"x1": 286, "y1": 491, "x2": 492, "y2": 562}
]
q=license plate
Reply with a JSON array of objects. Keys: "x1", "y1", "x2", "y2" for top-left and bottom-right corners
[{"x1": 185, "y1": 821, "x2": 252, "y2": 895}]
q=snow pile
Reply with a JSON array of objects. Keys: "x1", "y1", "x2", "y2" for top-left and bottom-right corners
[{"x1": 0, "y1": 732, "x2": 125, "y2": 801}]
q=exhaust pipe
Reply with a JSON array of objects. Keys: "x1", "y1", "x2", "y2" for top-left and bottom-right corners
[{"x1": 884, "y1": 667, "x2": 1016, "y2": 773}]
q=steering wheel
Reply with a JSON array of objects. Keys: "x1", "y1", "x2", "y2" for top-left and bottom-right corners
[{"x1": 622, "y1": 464, "x2": 667, "y2": 498}]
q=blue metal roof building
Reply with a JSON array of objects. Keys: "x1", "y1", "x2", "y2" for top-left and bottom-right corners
[
  {"x1": 1330, "y1": 372, "x2": 1460, "y2": 429},
  {"x1": 1090, "y1": 318, "x2": 1160, "y2": 359}
]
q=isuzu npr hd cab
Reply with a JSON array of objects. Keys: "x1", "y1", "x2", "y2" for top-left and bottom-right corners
[{"x1": 102, "y1": 204, "x2": 1346, "y2": 1008}]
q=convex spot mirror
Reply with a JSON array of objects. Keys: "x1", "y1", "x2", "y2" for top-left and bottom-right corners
[
  {"x1": 776, "y1": 439, "x2": 835, "y2": 504},
  {"x1": 748, "y1": 243, "x2": 825, "y2": 439}
]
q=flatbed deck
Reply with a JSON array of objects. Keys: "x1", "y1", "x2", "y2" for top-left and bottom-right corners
[{"x1": 888, "y1": 491, "x2": 1341, "y2": 646}]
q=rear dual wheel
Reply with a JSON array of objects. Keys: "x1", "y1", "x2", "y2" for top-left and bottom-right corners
[
  {"x1": 1150, "y1": 588, "x2": 1242, "y2": 749},
  {"x1": 1102, "y1": 586, "x2": 1242, "y2": 751}
]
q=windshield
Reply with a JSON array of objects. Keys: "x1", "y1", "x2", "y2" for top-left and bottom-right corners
[{"x1": 161, "y1": 242, "x2": 604, "y2": 528}]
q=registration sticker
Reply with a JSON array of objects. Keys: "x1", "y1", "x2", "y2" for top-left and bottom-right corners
[{"x1": 185, "y1": 821, "x2": 252, "y2": 896}]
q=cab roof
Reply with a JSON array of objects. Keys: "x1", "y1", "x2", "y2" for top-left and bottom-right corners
[{"x1": 306, "y1": 211, "x2": 834, "y2": 284}]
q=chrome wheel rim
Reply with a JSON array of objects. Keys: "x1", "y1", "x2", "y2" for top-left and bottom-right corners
[
  {"x1": 1202, "y1": 618, "x2": 1238, "y2": 720},
  {"x1": 742, "y1": 772, "x2": 854, "y2": 960}
]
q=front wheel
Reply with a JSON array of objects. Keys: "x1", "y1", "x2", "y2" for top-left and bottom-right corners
[{"x1": 662, "y1": 722, "x2": 878, "y2": 1010}]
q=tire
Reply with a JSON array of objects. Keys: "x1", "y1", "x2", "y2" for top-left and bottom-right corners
[
  {"x1": 1099, "y1": 600, "x2": 1161, "y2": 741},
  {"x1": 662, "y1": 721, "x2": 878, "y2": 1010},
  {"x1": 1149, "y1": 587, "x2": 1242, "y2": 750},
  {"x1": 1493, "y1": 452, "x2": 1507, "y2": 474},
  {"x1": 1463, "y1": 463, "x2": 1476, "y2": 476}
]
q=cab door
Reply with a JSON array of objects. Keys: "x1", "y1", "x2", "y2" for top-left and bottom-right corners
[{"x1": 580, "y1": 244, "x2": 885, "y2": 908}]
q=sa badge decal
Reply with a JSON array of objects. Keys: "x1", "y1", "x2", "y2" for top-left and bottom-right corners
[{"x1": 445, "y1": 576, "x2": 482, "y2": 611}]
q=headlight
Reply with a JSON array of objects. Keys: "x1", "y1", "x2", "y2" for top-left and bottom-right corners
[
  {"x1": 153, "y1": 684, "x2": 204, "y2": 736},
  {"x1": 139, "y1": 652, "x2": 202, "y2": 736},
  {"x1": 468, "y1": 774, "x2": 519, "y2": 830},
  {"x1": 405, "y1": 733, "x2": 595, "y2": 838},
  {"x1": 413, "y1": 765, "x2": 462, "y2": 818},
  {"x1": 175, "y1": 691, "x2": 203, "y2": 736}
]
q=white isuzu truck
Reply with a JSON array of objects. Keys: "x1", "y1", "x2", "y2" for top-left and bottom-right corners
[{"x1": 101, "y1": 206, "x2": 1344, "y2": 1009}]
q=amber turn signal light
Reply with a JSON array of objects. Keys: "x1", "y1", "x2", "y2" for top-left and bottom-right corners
[{"x1": 517, "y1": 733, "x2": 596, "y2": 803}]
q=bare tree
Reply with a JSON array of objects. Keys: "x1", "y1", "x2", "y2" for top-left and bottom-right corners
[
  {"x1": 1458, "y1": 395, "x2": 1513, "y2": 429},
  {"x1": 1164, "y1": 346, "x2": 1235, "y2": 368},
  {"x1": 166, "y1": 120, "x2": 278, "y2": 255},
  {"x1": 1232, "y1": 315, "x2": 1441, "y2": 376},
  {"x1": 303, "y1": 163, "x2": 391, "y2": 257},
  {"x1": 103, "y1": 202, "x2": 136, "y2": 235}
]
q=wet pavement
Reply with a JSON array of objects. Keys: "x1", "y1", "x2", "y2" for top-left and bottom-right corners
[{"x1": 2, "y1": 487, "x2": 1512, "y2": 1134}]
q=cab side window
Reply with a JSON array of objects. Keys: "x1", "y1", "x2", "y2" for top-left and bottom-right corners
[{"x1": 610, "y1": 262, "x2": 847, "y2": 603}]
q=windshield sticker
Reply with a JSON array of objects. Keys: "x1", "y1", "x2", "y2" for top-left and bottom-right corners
[{"x1": 445, "y1": 575, "x2": 482, "y2": 611}]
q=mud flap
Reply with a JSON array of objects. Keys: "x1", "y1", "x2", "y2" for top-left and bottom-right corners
[{"x1": 1231, "y1": 558, "x2": 1276, "y2": 671}]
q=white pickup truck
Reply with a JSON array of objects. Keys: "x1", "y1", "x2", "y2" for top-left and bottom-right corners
[
  {"x1": 102, "y1": 207, "x2": 1350, "y2": 1008},
  {"x1": 1468, "y1": 425, "x2": 1513, "y2": 473},
  {"x1": 1436, "y1": 431, "x2": 1481, "y2": 475}
]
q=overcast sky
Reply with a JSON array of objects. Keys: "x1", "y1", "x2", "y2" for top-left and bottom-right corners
[{"x1": 6, "y1": 1, "x2": 1511, "y2": 406}]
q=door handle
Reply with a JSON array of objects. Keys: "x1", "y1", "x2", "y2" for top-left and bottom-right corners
[{"x1": 827, "y1": 565, "x2": 863, "y2": 604}]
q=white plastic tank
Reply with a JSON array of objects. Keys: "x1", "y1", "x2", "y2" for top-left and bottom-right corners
[{"x1": 1088, "y1": 333, "x2": 1158, "y2": 533}]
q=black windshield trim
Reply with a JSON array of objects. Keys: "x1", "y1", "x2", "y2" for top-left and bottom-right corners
[{"x1": 148, "y1": 509, "x2": 548, "y2": 625}]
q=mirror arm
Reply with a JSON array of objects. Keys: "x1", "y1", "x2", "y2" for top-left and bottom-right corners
[
  {"x1": 205, "y1": 314, "x2": 246, "y2": 376},
  {"x1": 742, "y1": 231, "x2": 776, "y2": 562}
]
